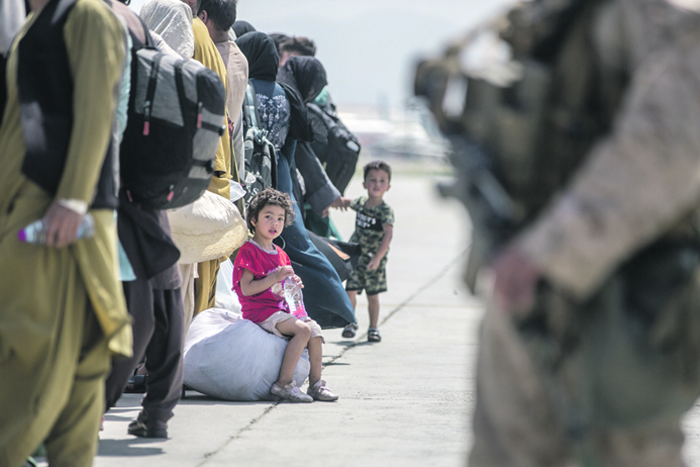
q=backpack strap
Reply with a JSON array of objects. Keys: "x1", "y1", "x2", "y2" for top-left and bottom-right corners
[
  {"x1": 306, "y1": 102, "x2": 336, "y2": 129},
  {"x1": 138, "y1": 15, "x2": 155, "y2": 49},
  {"x1": 242, "y1": 81, "x2": 261, "y2": 131}
]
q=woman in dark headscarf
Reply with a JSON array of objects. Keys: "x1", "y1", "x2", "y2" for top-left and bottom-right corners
[
  {"x1": 235, "y1": 32, "x2": 311, "y2": 149},
  {"x1": 277, "y1": 55, "x2": 327, "y2": 105},
  {"x1": 269, "y1": 32, "x2": 290, "y2": 55},
  {"x1": 277, "y1": 56, "x2": 348, "y2": 236},
  {"x1": 232, "y1": 20, "x2": 256, "y2": 38},
  {"x1": 235, "y1": 32, "x2": 355, "y2": 329},
  {"x1": 235, "y1": 32, "x2": 287, "y2": 149}
]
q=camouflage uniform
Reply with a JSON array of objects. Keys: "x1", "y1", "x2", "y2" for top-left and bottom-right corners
[
  {"x1": 345, "y1": 196, "x2": 394, "y2": 295},
  {"x1": 465, "y1": 0, "x2": 700, "y2": 465}
]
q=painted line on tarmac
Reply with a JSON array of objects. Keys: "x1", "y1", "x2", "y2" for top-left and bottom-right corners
[{"x1": 197, "y1": 403, "x2": 280, "y2": 466}]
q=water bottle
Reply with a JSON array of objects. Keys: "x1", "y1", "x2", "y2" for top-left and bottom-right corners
[
  {"x1": 18, "y1": 213, "x2": 96, "y2": 244},
  {"x1": 284, "y1": 276, "x2": 308, "y2": 319}
]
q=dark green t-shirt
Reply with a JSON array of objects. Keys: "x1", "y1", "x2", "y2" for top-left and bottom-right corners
[{"x1": 349, "y1": 196, "x2": 394, "y2": 256}]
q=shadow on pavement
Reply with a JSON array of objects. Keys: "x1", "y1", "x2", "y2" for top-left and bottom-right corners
[
  {"x1": 179, "y1": 393, "x2": 277, "y2": 406},
  {"x1": 98, "y1": 438, "x2": 165, "y2": 457}
]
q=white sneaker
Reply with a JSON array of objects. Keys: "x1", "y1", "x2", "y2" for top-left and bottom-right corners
[
  {"x1": 307, "y1": 380, "x2": 339, "y2": 401},
  {"x1": 270, "y1": 381, "x2": 313, "y2": 403}
]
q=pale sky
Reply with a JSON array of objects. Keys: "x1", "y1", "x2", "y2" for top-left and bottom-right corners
[
  {"x1": 130, "y1": 0, "x2": 514, "y2": 108},
  {"x1": 236, "y1": 0, "x2": 513, "y2": 108}
]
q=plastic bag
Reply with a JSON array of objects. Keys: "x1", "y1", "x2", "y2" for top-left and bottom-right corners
[
  {"x1": 183, "y1": 308, "x2": 310, "y2": 401},
  {"x1": 215, "y1": 259, "x2": 241, "y2": 312}
]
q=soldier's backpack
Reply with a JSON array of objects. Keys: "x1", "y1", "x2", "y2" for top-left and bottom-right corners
[
  {"x1": 241, "y1": 82, "x2": 277, "y2": 208},
  {"x1": 307, "y1": 102, "x2": 360, "y2": 195},
  {"x1": 119, "y1": 28, "x2": 226, "y2": 210}
]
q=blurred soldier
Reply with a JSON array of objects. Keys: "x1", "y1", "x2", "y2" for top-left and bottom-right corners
[{"x1": 416, "y1": 0, "x2": 700, "y2": 465}]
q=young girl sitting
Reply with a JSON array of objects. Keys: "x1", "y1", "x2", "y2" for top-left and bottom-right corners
[{"x1": 233, "y1": 188, "x2": 338, "y2": 402}]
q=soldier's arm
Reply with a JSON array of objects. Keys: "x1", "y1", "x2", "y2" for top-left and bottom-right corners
[{"x1": 516, "y1": 35, "x2": 700, "y2": 300}]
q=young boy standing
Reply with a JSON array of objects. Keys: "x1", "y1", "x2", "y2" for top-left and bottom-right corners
[{"x1": 343, "y1": 161, "x2": 394, "y2": 342}]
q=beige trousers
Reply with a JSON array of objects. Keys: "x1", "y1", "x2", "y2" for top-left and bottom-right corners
[
  {"x1": 468, "y1": 305, "x2": 686, "y2": 467},
  {"x1": 0, "y1": 245, "x2": 110, "y2": 467}
]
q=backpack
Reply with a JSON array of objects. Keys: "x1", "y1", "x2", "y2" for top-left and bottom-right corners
[
  {"x1": 119, "y1": 30, "x2": 226, "y2": 210},
  {"x1": 307, "y1": 102, "x2": 360, "y2": 195},
  {"x1": 241, "y1": 82, "x2": 277, "y2": 209}
]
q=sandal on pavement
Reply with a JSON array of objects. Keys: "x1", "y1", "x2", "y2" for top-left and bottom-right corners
[
  {"x1": 368, "y1": 328, "x2": 381, "y2": 343},
  {"x1": 342, "y1": 323, "x2": 358, "y2": 338}
]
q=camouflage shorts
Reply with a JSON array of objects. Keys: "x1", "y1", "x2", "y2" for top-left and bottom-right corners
[{"x1": 345, "y1": 254, "x2": 388, "y2": 296}]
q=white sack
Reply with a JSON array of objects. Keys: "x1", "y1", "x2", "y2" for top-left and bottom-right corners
[
  {"x1": 215, "y1": 259, "x2": 241, "y2": 312},
  {"x1": 184, "y1": 308, "x2": 310, "y2": 401}
]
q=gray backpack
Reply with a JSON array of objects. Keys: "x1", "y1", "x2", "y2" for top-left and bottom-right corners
[{"x1": 120, "y1": 46, "x2": 226, "y2": 209}]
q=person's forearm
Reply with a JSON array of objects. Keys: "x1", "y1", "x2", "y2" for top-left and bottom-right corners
[
  {"x1": 240, "y1": 275, "x2": 279, "y2": 296},
  {"x1": 518, "y1": 44, "x2": 700, "y2": 299}
]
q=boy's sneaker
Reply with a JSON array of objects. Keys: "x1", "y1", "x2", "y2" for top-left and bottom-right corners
[
  {"x1": 307, "y1": 380, "x2": 339, "y2": 401},
  {"x1": 271, "y1": 381, "x2": 313, "y2": 403},
  {"x1": 342, "y1": 322, "x2": 358, "y2": 338}
]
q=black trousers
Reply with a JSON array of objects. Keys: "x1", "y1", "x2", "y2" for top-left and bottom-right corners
[{"x1": 104, "y1": 279, "x2": 184, "y2": 426}]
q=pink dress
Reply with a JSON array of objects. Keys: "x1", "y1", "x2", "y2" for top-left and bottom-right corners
[{"x1": 233, "y1": 241, "x2": 291, "y2": 323}]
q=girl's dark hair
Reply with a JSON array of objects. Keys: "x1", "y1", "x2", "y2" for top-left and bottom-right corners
[{"x1": 246, "y1": 188, "x2": 296, "y2": 232}]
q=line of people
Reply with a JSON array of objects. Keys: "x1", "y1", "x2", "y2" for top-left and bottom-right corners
[{"x1": 0, "y1": 0, "x2": 382, "y2": 465}]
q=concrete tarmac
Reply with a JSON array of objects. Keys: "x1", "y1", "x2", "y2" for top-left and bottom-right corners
[
  {"x1": 91, "y1": 159, "x2": 481, "y2": 467},
  {"x1": 37, "y1": 158, "x2": 700, "y2": 466}
]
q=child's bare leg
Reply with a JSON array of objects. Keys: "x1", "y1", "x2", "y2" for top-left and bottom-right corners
[
  {"x1": 367, "y1": 293, "x2": 380, "y2": 329},
  {"x1": 306, "y1": 336, "x2": 338, "y2": 401},
  {"x1": 346, "y1": 290, "x2": 357, "y2": 311},
  {"x1": 307, "y1": 336, "x2": 323, "y2": 387},
  {"x1": 274, "y1": 319, "x2": 311, "y2": 386}
]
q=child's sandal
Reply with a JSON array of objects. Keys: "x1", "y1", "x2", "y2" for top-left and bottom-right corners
[
  {"x1": 342, "y1": 323, "x2": 358, "y2": 338},
  {"x1": 368, "y1": 328, "x2": 381, "y2": 343}
]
